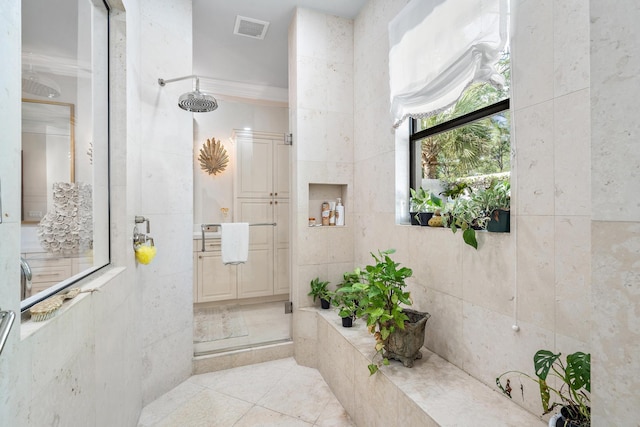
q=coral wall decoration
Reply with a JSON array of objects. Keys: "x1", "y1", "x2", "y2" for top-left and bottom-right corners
[
  {"x1": 37, "y1": 182, "x2": 93, "y2": 255},
  {"x1": 198, "y1": 137, "x2": 229, "y2": 175}
]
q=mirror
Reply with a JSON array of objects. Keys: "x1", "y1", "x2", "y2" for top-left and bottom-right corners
[{"x1": 21, "y1": 99, "x2": 75, "y2": 223}]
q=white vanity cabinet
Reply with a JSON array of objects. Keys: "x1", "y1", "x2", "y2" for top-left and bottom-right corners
[{"x1": 193, "y1": 239, "x2": 237, "y2": 302}]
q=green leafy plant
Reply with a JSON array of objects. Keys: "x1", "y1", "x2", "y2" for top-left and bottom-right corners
[
  {"x1": 473, "y1": 179, "x2": 510, "y2": 226},
  {"x1": 356, "y1": 249, "x2": 413, "y2": 375},
  {"x1": 333, "y1": 269, "x2": 365, "y2": 320},
  {"x1": 443, "y1": 179, "x2": 511, "y2": 249},
  {"x1": 410, "y1": 187, "x2": 444, "y2": 224},
  {"x1": 445, "y1": 196, "x2": 482, "y2": 249},
  {"x1": 308, "y1": 277, "x2": 331, "y2": 304},
  {"x1": 410, "y1": 187, "x2": 443, "y2": 213},
  {"x1": 496, "y1": 350, "x2": 591, "y2": 426}
]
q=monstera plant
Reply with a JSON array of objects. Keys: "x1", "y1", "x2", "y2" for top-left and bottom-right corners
[{"x1": 497, "y1": 350, "x2": 591, "y2": 426}]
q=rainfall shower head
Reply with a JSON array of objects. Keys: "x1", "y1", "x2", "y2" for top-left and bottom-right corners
[
  {"x1": 158, "y1": 76, "x2": 218, "y2": 113},
  {"x1": 22, "y1": 70, "x2": 61, "y2": 98}
]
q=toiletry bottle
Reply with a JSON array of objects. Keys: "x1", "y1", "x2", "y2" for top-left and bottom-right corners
[
  {"x1": 329, "y1": 201, "x2": 336, "y2": 225},
  {"x1": 321, "y1": 202, "x2": 330, "y2": 226},
  {"x1": 335, "y1": 198, "x2": 345, "y2": 226}
]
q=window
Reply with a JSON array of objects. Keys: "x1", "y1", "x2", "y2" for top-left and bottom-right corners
[
  {"x1": 409, "y1": 69, "x2": 511, "y2": 194},
  {"x1": 20, "y1": 0, "x2": 110, "y2": 311}
]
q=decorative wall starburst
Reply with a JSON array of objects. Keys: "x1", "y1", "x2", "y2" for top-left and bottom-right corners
[{"x1": 198, "y1": 137, "x2": 229, "y2": 175}]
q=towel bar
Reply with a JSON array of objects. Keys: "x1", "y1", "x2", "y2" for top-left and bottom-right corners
[
  {"x1": 200, "y1": 223, "x2": 276, "y2": 252},
  {"x1": 0, "y1": 310, "x2": 16, "y2": 356}
]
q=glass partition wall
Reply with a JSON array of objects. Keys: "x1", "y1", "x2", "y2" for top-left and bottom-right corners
[{"x1": 20, "y1": 0, "x2": 110, "y2": 311}]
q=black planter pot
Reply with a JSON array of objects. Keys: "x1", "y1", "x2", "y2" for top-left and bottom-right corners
[
  {"x1": 417, "y1": 212, "x2": 433, "y2": 226},
  {"x1": 409, "y1": 212, "x2": 420, "y2": 225},
  {"x1": 487, "y1": 209, "x2": 510, "y2": 232},
  {"x1": 555, "y1": 406, "x2": 589, "y2": 427},
  {"x1": 320, "y1": 298, "x2": 330, "y2": 309},
  {"x1": 341, "y1": 316, "x2": 353, "y2": 328}
]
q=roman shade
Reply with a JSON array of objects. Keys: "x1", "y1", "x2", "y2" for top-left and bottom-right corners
[{"x1": 389, "y1": 0, "x2": 509, "y2": 128}]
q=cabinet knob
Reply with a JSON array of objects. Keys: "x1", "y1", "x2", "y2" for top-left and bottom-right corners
[
  {"x1": 198, "y1": 255, "x2": 202, "y2": 259},
  {"x1": 275, "y1": 201, "x2": 278, "y2": 205},
  {"x1": 270, "y1": 201, "x2": 273, "y2": 205},
  {"x1": 275, "y1": 193, "x2": 278, "y2": 196},
  {"x1": 270, "y1": 192, "x2": 273, "y2": 196}
]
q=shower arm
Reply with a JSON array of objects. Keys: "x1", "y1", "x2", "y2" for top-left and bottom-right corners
[{"x1": 158, "y1": 75, "x2": 201, "y2": 89}]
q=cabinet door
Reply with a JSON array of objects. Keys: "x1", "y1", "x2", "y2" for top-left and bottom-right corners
[
  {"x1": 273, "y1": 138, "x2": 290, "y2": 199},
  {"x1": 236, "y1": 199, "x2": 274, "y2": 297},
  {"x1": 273, "y1": 199, "x2": 290, "y2": 295},
  {"x1": 236, "y1": 136, "x2": 273, "y2": 198},
  {"x1": 196, "y1": 252, "x2": 237, "y2": 302}
]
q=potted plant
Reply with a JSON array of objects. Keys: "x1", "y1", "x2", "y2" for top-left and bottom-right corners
[
  {"x1": 308, "y1": 277, "x2": 331, "y2": 309},
  {"x1": 410, "y1": 188, "x2": 443, "y2": 226},
  {"x1": 496, "y1": 350, "x2": 591, "y2": 426},
  {"x1": 357, "y1": 249, "x2": 430, "y2": 374},
  {"x1": 333, "y1": 269, "x2": 366, "y2": 327},
  {"x1": 409, "y1": 189, "x2": 422, "y2": 225},
  {"x1": 444, "y1": 195, "x2": 482, "y2": 249},
  {"x1": 444, "y1": 179, "x2": 511, "y2": 248},
  {"x1": 473, "y1": 179, "x2": 510, "y2": 232}
]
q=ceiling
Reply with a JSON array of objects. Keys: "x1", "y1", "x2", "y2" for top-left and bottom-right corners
[{"x1": 193, "y1": 0, "x2": 368, "y2": 90}]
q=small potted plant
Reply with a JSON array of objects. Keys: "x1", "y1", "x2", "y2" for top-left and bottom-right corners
[
  {"x1": 496, "y1": 350, "x2": 591, "y2": 426},
  {"x1": 357, "y1": 249, "x2": 430, "y2": 374},
  {"x1": 409, "y1": 189, "x2": 422, "y2": 225},
  {"x1": 409, "y1": 187, "x2": 429, "y2": 225},
  {"x1": 444, "y1": 195, "x2": 483, "y2": 249},
  {"x1": 410, "y1": 187, "x2": 444, "y2": 226},
  {"x1": 308, "y1": 277, "x2": 331, "y2": 309},
  {"x1": 473, "y1": 179, "x2": 510, "y2": 232},
  {"x1": 333, "y1": 269, "x2": 366, "y2": 327}
]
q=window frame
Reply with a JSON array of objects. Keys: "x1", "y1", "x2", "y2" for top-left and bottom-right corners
[
  {"x1": 409, "y1": 98, "x2": 511, "y2": 192},
  {"x1": 20, "y1": 0, "x2": 112, "y2": 313}
]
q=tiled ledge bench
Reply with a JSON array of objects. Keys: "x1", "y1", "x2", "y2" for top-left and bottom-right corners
[{"x1": 294, "y1": 308, "x2": 546, "y2": 427}]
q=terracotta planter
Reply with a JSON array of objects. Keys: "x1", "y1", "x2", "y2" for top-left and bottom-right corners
[{"x1": 384, "y1": 309, "x2": 431, "y2": 367}]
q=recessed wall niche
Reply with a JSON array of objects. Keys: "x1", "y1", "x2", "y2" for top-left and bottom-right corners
[{"x1": 308, "y1": 183, "x2": 347, "y2": 227}]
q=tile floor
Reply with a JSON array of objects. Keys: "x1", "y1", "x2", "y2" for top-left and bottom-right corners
[
  {"x1": 194, "y1": 301, "x2": 291, "y2": 356},
  {"x1": 138, "y1": 358, "x2": 355, "y2": 427}
]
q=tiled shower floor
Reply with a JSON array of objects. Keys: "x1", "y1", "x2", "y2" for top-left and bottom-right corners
[
  {"x1": 193, "y1": 301, "x2": 291, "y2": 356},
  {"x1": 137, "y1": 358, "x2": 355, "y2": 427}
]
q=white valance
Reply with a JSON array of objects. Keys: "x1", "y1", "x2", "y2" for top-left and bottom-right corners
[{"x1": 389, "y1": 0, "x2": 509, "y2": 128}]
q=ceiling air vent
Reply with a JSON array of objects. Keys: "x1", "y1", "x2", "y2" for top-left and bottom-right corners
[{"x1": 234, "y1": 15, "x2": 270, "y2": 40}]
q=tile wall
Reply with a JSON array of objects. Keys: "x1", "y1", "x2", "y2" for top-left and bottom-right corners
[
  {"x1": 289, "y1": 8, "x2": 356, "y2": 340},
  {"x1": 0, "y1": 0, "x2": 195, "y2": 424},
  {"x1": 288, "y1": 0, "x2": 638, "y2": 421},
  {"x1": 590, "y1": 2, "x2": 640, "y2": 425}
]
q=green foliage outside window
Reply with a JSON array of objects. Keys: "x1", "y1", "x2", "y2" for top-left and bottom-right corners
[{"x1": 416, "y1": 51, "x2": 511, "y2": 183}]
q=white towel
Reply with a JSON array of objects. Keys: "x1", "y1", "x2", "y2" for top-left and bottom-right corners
[{"x1": 221, "y1": 223, "x2": 249, "y2": 265}]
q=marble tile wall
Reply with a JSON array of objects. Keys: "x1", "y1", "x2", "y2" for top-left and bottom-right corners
[
  {"x1": 590, "y1": 2, "x2": 640, "y2": 424},
  {"x1": 289, "y1": 8, "x2": 356, "y2": 317},
  {"x1": 0, "y1": 1, "x2": 32, "y2": 423},
  {"x1": 0, "y1": 0, "x2": 194, "y2": 424},
  {"x1": 137, "y1": 0, "x2": 194, "y2": 405},
  {"x1": 346, "y1": 0, "x2": 594, "y2": 418}
]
